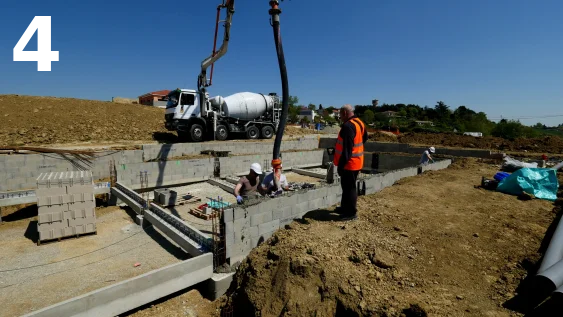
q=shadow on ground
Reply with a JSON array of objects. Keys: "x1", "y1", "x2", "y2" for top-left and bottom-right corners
[
  {"x1": 300, "y1": 209, "x2": 344, "y2": 222},
  {"x1": 2, "y1": 204, "x2": 37, "y2": 222},
  {"x1": 152, "y1": 132, "x2": 178, "y2": 144}
]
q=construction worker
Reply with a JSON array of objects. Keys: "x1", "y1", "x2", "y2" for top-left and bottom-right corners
[
  {"x1": 234, "y1": 163, "x2": 262, "y2": 204},
  {"x1": 333, "y1": 104, "x2": 368, "y2": 221},
  {"x1": 260, "y1": 159, "x2": 289, "y2": 196},
  {"x1": 419, "y1": 146, "x2": 435, "y2": 165}
]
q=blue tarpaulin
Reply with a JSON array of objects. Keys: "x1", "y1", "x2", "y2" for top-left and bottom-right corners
[{"x1": 496, "y1": 168, "x2": 559, "y2": 201}]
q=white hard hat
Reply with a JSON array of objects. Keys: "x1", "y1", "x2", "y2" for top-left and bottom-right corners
[
  {"x1": 250, "y1": 163, "x2": 262, "y2": 175},
  {"x1": 429, "y1": 147, "x2": 435, "y2": 153}
]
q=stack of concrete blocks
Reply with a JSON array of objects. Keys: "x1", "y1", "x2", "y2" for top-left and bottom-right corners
[
  {"x1": 36, "y1": 171, "x2": 97, "y2": 243},
  {"x1": 152, "y1": 188, "x2": 179, "y2": 206}
]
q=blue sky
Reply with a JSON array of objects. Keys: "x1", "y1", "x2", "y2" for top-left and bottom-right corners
[{"x1": 0, "y1": 0, "x2": 562, "y2": 126}]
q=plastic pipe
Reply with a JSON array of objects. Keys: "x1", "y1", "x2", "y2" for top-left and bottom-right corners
[
  {"x1": 269, "y1": 0, "x2": 288, "y2": 192},
  {"x1": 537, "y1": 258, "x2": 563, "y2": 290},
  {"x1": 538, "y1": 216, "x2": 563, "y2": 274},
  {"x1": 269, "y1": 1, "x2": 288, "y2": 161}
]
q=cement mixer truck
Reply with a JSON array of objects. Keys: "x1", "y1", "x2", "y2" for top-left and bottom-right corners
[
  {"x1": 163, "y1": 0, "x2": 286, "y2": 142},
  {"x1": 164, "y1": 89, "x2": 281, "y2": 142}
]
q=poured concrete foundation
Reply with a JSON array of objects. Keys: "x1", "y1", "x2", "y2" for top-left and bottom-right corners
[{"x1": 5, "y1": 137, "x2": 456, "y2": 316}]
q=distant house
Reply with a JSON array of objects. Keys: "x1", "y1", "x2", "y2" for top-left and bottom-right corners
[
  {"x1": 331, "y1": 109, "x2": 340, "y2": 119},
  {"x1": 298, "y1": 109, "x2": 316, "y2": 122},
  {"x1": 381, "y1": 110, "x2": 397, "y2": 117},
  {"x1": 138, "y1": 90, "x2": 171, "y2": 108},
  {"x1": 415, "y1": 120, "x2": 434, "y2": 126}
]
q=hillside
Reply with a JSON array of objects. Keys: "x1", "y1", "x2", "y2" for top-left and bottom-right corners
[{"x1": 0, "y1": 94, "x2": 169, "y2": 146}]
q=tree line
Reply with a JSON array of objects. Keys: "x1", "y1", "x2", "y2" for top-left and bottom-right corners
[{"x1": 285, "y1": 96, "x2": 563, "y2": 140}]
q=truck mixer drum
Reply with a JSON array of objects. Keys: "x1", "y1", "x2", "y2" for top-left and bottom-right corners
[{"x1": 220, "y1": 92, "x2": 275, "y2": 120}]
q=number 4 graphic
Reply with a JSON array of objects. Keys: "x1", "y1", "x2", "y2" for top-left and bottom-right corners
[{"x1": 13, "y1": 16, "x2": 59, "y2": 71}]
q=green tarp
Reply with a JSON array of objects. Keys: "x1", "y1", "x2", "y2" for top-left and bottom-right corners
[{"x1": 496, "y1": 168, "x2": 559, "y2": 201}]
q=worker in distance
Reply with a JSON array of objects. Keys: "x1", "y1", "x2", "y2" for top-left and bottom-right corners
[
  {"x1": 419, "y1": 146, "x2": 435, "y2": 165},
  {"x1": 234, "y1": 163, "x2": 263, "y2": 204},
  {"x1": 333, "y1": 104, "x2": 368, "y2": 221}
]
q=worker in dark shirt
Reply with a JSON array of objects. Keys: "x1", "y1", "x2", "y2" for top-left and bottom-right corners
[{"x1": 333, "y1": 104, "x2": 368, "y2": 220}]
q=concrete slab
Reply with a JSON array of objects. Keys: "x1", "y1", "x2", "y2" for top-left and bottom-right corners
[{"x1": 21, "y1": 253, "x2": 213, "y2": 317}]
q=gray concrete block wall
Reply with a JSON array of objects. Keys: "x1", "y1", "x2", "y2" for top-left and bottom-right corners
[
  {"x1": 421, "y1": 159, "x2": 452, "y2": 172},
  {"x1": 319, "y1": 138, "x2": 492, "y2": 159},
  {"x1": 116, "y1": 158, "x2": 215, "y2": 187},
  {"x1": 0, "y1": 139, "x2": 322, "y2": 192},
  {"x1": 142, "y1": 138, "x2": 319, "y2": 161},
  {"x1": 0, "y1": 150, "x2": 144, "y2": 192}
]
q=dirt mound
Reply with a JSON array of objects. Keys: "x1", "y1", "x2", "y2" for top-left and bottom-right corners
[
  {"x1": 398, "y1": 132, "x2": 563, "y2": 154},
  {"x1": 368, "y1": 131, "x2": 399, "y2": 143},
  {"x1": 220, "y1": 159, "x2": 558, "y2": 316},
  {"x1": 0, "y1": 94, "x2": 169, "y2": 146}
]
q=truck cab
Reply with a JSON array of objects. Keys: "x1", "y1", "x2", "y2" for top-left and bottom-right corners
[{"x1": 164, "y1": 89, "x2": 209, "y2": 141}]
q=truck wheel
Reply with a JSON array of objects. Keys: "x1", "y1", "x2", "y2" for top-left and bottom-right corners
[
  {"x1": 246, "y1": 126, "x2": 259, "y2": 140},
  {"x1": 261, "y1": 125, "x2": 274, "y2": 139},
  {"x1": 215, "y1": 125, "x2": 228, "y2": 141},
  {"x1": 190, "y1": 124, "x2": 204, "y2": 142}
]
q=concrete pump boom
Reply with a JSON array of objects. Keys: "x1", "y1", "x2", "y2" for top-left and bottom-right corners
[{"x1": 197, "y1": 0, "x2": 235, "y2": 93}]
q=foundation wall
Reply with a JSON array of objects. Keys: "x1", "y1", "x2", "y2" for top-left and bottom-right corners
[
  {"x1": 21, "y1": 253, "x2": 213, "y2": 317},
  {"x1": 0, "y1": 137, "x2": 321, "y2": 192},
  {"x1": 0, "y1": 151, "x2": 143, "y2": 192},
  {"x1": 143, "y1": 137, "x2": 320, "y2": 161},
  {"x1": 223, "y1": 159, "x2": 452, "y2": 264},
  {"x1": 319, "y1": 138, "x2": 492, "y2": 158},
  {"x1": 117, "y1": 150, "x2": 325, "y2": 188}
]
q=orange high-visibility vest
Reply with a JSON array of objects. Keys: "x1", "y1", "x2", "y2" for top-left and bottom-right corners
[{"x1": 333, "y1": 117, "x2": 365, "y2": 171}]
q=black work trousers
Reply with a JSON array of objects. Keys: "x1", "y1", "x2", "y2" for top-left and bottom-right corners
[{"x1": 340, "y1": 169, "x2": 359, "y2": 216}]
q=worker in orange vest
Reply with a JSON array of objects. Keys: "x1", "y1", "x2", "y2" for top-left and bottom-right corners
[{"x1": 333, "y1": 104, "x2": 368, "y2": 220}]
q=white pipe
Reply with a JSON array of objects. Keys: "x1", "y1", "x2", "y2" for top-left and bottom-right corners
[
  {"x1": 538, "y1": 258, "x2": 563, "y2": 290},
  {"x1": 538, "y1": 216, "x2": 563, "y2": 274}
]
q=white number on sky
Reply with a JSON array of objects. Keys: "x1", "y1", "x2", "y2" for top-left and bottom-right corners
[{"x1": 13, "y1": 16, "x2": 59, "y2": 71}]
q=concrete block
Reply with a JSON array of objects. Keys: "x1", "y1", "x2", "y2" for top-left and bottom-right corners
[
  {"x1": 308, "y1": 198, "x2": 324, "y2": 210},
  {"x1": 233, "y1": 217, "x2": 250, "y2": 233},
  {"x1": 228, "y1": 239, "x2": 252, "y2": 264},
  {"x1": 292, "y1": 201, "x2": 309, "y2": 216},
  {"x1": 36, "y1": 186, "x2": 67, "y2": 197},
  {"x1": 258, "y1": 219, "x2": 279, "y2": 235},
  {"x1": 203, "y1": 272, "x2": 235, "y2": 301},
  {"x1": 225, "y1": 222, "x2": 235, "y2": 247},
  {"x1": 223, "y1": 208, "x2": 234, "y2": 223},
  {"x1": 250, "y1": 210, "x2": 273, "y2": 227},
  {"x1": 233, "y1": 207, "x2": 248, "y2": 220},
  {"x1": 272, "y1": 206, "x2": 292, "y2": 220}
]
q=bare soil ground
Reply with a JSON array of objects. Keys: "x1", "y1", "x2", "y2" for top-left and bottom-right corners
[
  {"x1": 0, "y1": 95, "x2": 321, "y2": 147},
  {"x1": 217, "y1": 159, "x2": 562, "y2": 316},
  {"x1": 368, "y1": 131, "x2": 563, "y2": 155},
  {"x1": 120, "y1": 160, "x2": 562, "y2": 317},
  {"x1": 3, "y1": 94, "x2": 562, "y2": 156}
]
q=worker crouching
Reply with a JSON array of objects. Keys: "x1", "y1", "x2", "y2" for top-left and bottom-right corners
[
  {"x1": 333, "y1": 104, "x2": 367, "y2": 221},
  {"x1": 234, "y1": 163, "x2": 263, "y2": 204},
  {"x1": 260, "y1": 159, "x2": 289, "y2": 197}
]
